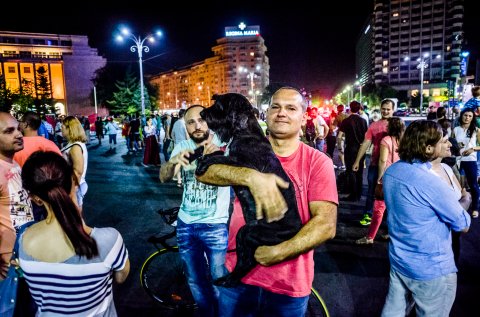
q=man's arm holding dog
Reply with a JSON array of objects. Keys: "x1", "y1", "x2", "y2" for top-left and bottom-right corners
[
  {"x1": 195, "y1": 162, "x2": 290, "y2": 222},
  {"x1": 159, "y1": 150, "x2": 192, "y2": 182},
  {"x1": 254, "y1": 200, "x2": 337, "y2": 266}
]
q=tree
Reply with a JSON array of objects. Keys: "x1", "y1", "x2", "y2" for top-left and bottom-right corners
[
  {"x1": 0, "y1": 74, "x2": 14, "y2": 112},
  {"x1": 33, "y1": 65, "x2": 55, "y2": 115},
  {"x1": 11, "y1": 79, "x2": 35, "y2": 116},
  {"x1": 106, "y1": 70, "x2": 139, "y2": 114}
]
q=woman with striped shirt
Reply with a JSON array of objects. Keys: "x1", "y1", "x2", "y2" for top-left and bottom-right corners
[{"x1": 18, "y1": 151, "x2": 130, "y2": 316}]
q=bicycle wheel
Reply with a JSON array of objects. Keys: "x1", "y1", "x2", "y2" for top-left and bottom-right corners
[
  {"x1": 140, "y1": 246, "x2": 196, "y2": 311},
  {"x1": 305, "y1": 287, "x2": 330, "y2": 317}
]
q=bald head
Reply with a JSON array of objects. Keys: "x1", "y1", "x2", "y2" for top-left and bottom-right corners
[{"x1": 0, "y1": 112, "x2": 23, "y2": 161}]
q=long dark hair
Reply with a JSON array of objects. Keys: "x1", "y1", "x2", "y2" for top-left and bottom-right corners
[
  {"x1": 459, "y1": 108, "x2": 477, "y2": 138},
  {"x1": 398, "y1": 120, "x2": 442, "y2": 163},
  {"x1": 387, "y1": 117, "x2": 405, "y2": 142},
  {"x1": 22, "y1": 151, "x2": 98, "y2": 258}
]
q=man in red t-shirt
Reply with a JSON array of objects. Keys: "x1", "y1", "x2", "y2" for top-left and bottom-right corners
[
  {"x1": 352, "y1": 99, "x2": 394, "y2": 226},
  {"x1": 196, "y1": 86, "x2": 338, "y2": 316}
]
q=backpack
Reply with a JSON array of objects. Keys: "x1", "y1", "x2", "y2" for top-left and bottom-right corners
[{"x1": 305, "y1": 119, "x2": 317, "y2": 142}]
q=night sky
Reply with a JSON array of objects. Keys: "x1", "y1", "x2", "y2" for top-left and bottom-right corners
[{"x1": 1, "y1": 0, "x2": 477, "y2": 97}]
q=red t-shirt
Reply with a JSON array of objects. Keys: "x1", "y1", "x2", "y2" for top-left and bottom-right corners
[
  {"x1": 13, "y1": 136, "x2": 62, "y2": 167},
  {"x1": 365, "y1": 119, "x2": 388, "y2": 165},
  {"x1": 225, "y1": 142, "x2": 338, "y2": 297}
]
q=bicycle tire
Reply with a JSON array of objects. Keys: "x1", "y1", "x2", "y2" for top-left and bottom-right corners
[
  {"x1": 305, "y1": 287, "x2": 330, "y2": 317},
  {"x1": 140, "y1": 246, "x2": 196, "y2": 311}
]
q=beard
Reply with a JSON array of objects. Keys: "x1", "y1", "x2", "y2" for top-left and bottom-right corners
[{"x1": 189, "y1": 129, "x2": 210, "y2": 144}]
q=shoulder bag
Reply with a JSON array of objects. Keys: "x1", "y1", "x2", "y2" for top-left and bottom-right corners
[{"x1": 0, "y1": 221, "x2": 36, "y2": 317}]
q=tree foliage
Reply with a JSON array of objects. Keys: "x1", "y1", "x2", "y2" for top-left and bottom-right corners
[
  {"x1": 106, "y1": 69, "x2": 139, "y2": 114},
  {"x1": 0, "y1": 74, "x2": 14, "y2": 112},
  {"x1": 33, "y1": 65, "x2": 56, "y2": 115},
  {"x1": 1, "y1": 70, "x2": 55, "y2": 116},
  {"x1": 94, "y1": 63, "x2": 159, "y2": 116}
]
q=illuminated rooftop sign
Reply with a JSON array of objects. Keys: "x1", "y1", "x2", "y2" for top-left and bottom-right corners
[{"x1": 225, "y1": 23, "x2": 260, "y2": 37}]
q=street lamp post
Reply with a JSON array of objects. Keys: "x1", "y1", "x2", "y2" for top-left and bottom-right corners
[
  {"x1": 355, "y1": 80, "x2": 363, "y2": 105},
  {"x1": 417, "y1": 54, "x2": 428, "y2": 115},
  {"x1": 116, "y1": 27, "x2": 162, "y2": 116},
  {"x1": 405, "y1": 53, "x2": 440, "y2": 116},
  {"x1": 239, "y1": 65, "x2": 261, "y2": 107}
]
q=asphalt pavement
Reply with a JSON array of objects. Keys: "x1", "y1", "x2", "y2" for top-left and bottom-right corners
[{"x1": 82, "y1": 134, "x2": 480, "y2": 317}]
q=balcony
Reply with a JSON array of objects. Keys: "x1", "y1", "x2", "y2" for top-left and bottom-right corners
[{"x1": 0, "y1": 52, "x2": 63, "y2": 61}]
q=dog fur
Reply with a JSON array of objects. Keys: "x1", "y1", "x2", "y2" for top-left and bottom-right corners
[{"x1": 195, "y1": 93, "x2": 302, "y2": 287}]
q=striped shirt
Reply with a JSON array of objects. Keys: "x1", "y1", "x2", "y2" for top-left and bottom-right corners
[{"x1": 19, "y1": 227, "x2": 128, "y2": 316}]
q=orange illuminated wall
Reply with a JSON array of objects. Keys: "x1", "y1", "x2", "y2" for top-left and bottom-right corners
[
  {"x1": 19, "y1": 63, "x2": 35, "y2": 96},
  {"x1": 4, "y1": 62, "x2": 19, "y2": 90},
  {"x1": 50, "y1": 64, "x2": 65, "y2": 99}
]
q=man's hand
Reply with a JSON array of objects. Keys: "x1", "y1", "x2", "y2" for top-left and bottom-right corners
[
  {"x1": 352, "y1": 162, "x2": 360, "y2": 171},
  {"x1": 249, "y1": 172, "x2": 290, "y2": 222},
  {"x1": 169, "y1": 150, "x2": 194, "y2": 167},
  {"x1": 203, "y1": 142, "x2": 220, "y2": 155},
  {"x1": 459, "y1": 188, "x2": 472, "y2": 211},
  {"x1": 254, "y1": 244, "x2": 283, "y2": 266}
]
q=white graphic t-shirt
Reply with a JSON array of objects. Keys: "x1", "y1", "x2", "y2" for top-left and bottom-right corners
[
  {"x1": 171, "y1": 135, "x2": 230, "y2": 224},
  {"x1": 0, "y1": 159, "x2": 33, "y2": 266}
]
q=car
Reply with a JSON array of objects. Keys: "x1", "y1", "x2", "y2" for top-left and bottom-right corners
[{"x1": 393, "y1": 109, "x2": 410, "y2": 117}]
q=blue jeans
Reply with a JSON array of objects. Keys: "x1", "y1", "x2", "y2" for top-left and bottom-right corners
[
  {"x1": 219, "y1": 283, "x2": 309, "y2": 317},
  {"x1": 460, "y1": 161, "x2": 479, "y2": 211},
  {"x1": 315, "y1": 138, "x2": 325, "y2": 152},
  {"x1": 381, "y1": 269, "x2": 456, "y2": 317},
  {"x1": 176, "y1": 219, "x2": 228, "y2": 317},
  {"x1": 365, "y1": 164, "x2": 379, "y2": 215}
]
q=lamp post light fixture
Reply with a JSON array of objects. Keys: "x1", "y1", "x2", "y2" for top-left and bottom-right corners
[
  {"x1": 239, "y1": 65, "x2": 261, "y2": 107},
  {"x1": 355, "y1": 80, "x2": 363, "y2": 105},
  {"x1": 404, "y1": 53, "x2": 440, "y2": 115},
  {"x1": 116, "y1": 27, "x2": 162, "y2": 116}
]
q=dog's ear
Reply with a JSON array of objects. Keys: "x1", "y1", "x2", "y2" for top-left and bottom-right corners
[
  {"x1": 212, "y1": 94, "x2": 225, "y2": 111},
  {"x1": 227, "y1": 94, "x2": 254, "y2": 133}
]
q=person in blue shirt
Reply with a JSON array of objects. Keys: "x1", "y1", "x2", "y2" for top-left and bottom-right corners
[
  {"x1": 463, "y1": 85, "x2": 480, "y2": 112},
  {"x1": 381, "y1": 120, "x2": 471, "y2": 317}
]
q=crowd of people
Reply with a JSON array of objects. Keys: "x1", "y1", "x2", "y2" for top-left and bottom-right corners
[{"x1": 0, "y1": 85, "x2": 478, "y2": 317}]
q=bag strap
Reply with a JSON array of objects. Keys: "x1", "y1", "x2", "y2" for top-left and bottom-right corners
[{"x1": 61, "y1": 142, "x2": 83, "y2": 154}]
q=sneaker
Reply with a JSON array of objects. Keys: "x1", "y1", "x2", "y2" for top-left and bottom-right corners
[
  {"x1": 355, "y1": 237, "x2": 374, "y2": 245},
  {"x1": 333, "y1": 164, "x2": 338, "y2": 169},
  {"x1": 472, "y1": 211, "x2": 479, "y2": 218},
  {"x1": 359, "y1": 213, "x2": 372, "y2": 226},
  {"x1": 380, "y1": 234, "x2": 390, "y2": 240},
  {"x1": 339, "y1": 165, "x2": 346, "y2": 171},
  {"x1": 141, "y1": 162, "x2": 148, "y2": 168}
]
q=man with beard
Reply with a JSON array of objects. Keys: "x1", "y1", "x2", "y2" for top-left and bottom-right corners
[
  {"x1": 159, "y1": 105, "x2": 230, "y2": 317},
  {"x1": 0, "y1": 112, "x2": 34, "y2": 279}
]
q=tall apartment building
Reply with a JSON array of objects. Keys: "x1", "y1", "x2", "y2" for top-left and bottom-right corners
[
  {"x1": 362, "y1": 0, "x2": 465, "y2": 102},
  {"x1": 0, "y1": 31, "x2": 106, "y2": 115},
  {"x1": 356, "y1": 18, "x2": 375, "y2": 86},
  {"x1": 150, "y1": 23, "x2": 270, "y2": 109}
]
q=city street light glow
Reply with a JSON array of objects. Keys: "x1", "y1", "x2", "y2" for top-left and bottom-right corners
[{"x1": 116, "y1": 26, "x2": 163, "y2": 116}]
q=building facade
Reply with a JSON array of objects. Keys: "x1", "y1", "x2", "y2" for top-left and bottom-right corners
[
  {"x1": 150, "y1": 23, "x2": 270, "y2": 109},
  {"x1": 0, "y1": 31, "x2": 106, "y2": 115},
  {"x1": 358, "y1": 0, "x2": 465, "y2": 103}
]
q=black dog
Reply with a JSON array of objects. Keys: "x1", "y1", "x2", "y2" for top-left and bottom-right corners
[{"x1": 195, "y1": 93, "x2": 302, "y2": 287}]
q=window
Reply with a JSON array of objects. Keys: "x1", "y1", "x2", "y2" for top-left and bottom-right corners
[
  {"x1": 32, "y1": 39, "x2": 45, "y2": 45},
  {"x1": 3, "y1": 50, "x2": 17, "y2": 57},
  {"x1": 23, "y1": 67, "x2": 31, "y2": 73},
  {"x1": 18, "y1": 38, "x2": 30, "y2": 44},
  {"x1": 1, "y1": 37, "x2": 16, "y2": 43},
  {"x1": 8, "y1": 66, "x2": 16, "y2": 73}
]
